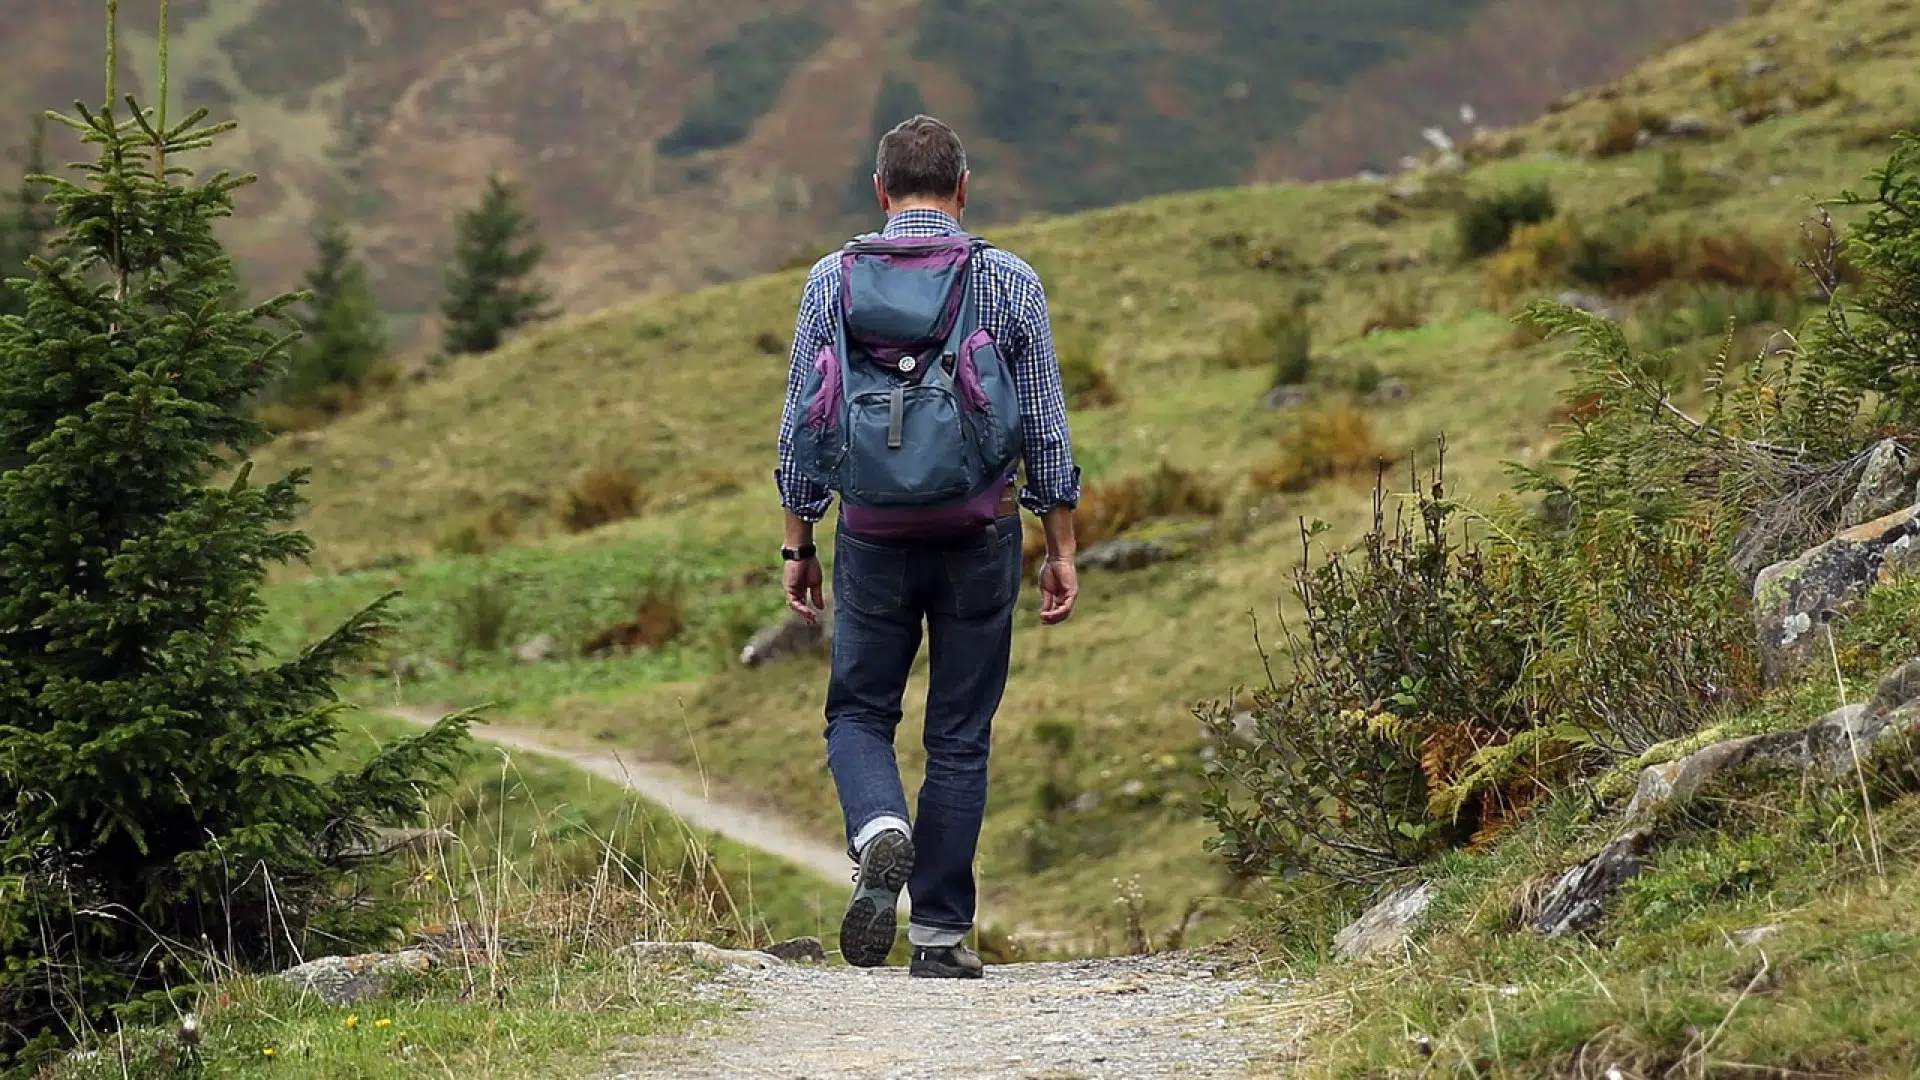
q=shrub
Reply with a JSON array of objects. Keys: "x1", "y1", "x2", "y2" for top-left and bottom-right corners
[
  {"x1": 0, "y1": 24, "x2": 470, "y2": 1066},
  {"x1": 1591, "y1": 104, "x2": 1665, "y2": 158},
  {"x1": 1455, "y1": 183, "x2": 1557, "y2": 260},
  {"x1": 1216, "y1": 306, "x2": 1313, "y2": 386},
  {"x1": 1361, "y1": 288, "x2": 1425, "y2": 335},
  {"x1": 1022, "y1": 461, "x2": 1223, "y2": 573},
  {"x1": 1250, "y1": 407, "x2": 1399, "y2": 494},
  {"x1": 1055, "y1": 326, "x2": 1121, "y2": 408},
  {"x1": 1813, "y1": 134, "x2": 1920, "y2": 421},
  {"x1": 583, "y1": 585, "x2": 687, "y2": 656},
  {"x1": 449, "y1": 575, "x2": 518, "y2": 657},
  {"x1": 555, "y1": 464, "x2": 646, "y2": 533}
]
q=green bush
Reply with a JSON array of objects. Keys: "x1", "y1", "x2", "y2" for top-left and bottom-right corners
[
  {"x1": 1216, "y1": 307, "x2": 1312, "y2": 386},
  {"x1": 1456, "y1": 183, "x2": 1557, "y2": 260},
  {"x1": 0, "y1": 31, "x2": 470, "y2": 1069}
]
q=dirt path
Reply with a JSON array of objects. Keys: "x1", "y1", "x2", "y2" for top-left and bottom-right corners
[
  {"x1": 611, "y1": 953, "x2": 1303, "y2": 1080},
  {"x1": 382, "y1": 705, "x2": 855, "y2": 885}
]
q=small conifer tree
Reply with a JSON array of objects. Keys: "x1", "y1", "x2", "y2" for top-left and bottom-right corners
[
  {"x1": 438, "y1": 172, "x2": 554, "y2": 358},
  {"x1": 278, "y1": 212, "x2": 387, "y2": 409},
  {"x1": 0, "y1": 4, "x2": 471, "y2": 1067},
  {"x1": 0, "y1": 116, "x2": 52, "y2": 320}
]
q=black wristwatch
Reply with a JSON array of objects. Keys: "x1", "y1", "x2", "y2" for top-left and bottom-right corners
[{"x1": 781, "y1": 544, "x2": 817, "y2": 562}]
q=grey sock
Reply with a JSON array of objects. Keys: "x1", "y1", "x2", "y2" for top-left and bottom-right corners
[
  {"x1": 853, "y1": 816, "x2": 911, "y2": 857},
  {"x1": 908, "y1": 925, "x2": 967, "y2": 949}
]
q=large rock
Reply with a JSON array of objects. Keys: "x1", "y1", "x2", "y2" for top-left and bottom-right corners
[
  {"x1": 1753, "y1": 505, "x2": 1920, "y2": 683},
  {"x1": 1534, "y1": 829, "x2": 1656, "y2": 938},
  {"x1": 276, "y1": 950, "x2": 434, "y2": 1006},
  {"x1": 1334, "y1": 883, "x2": 1433, "y2": 960},
  {"x1": 760, "y1": 936, "x2": 827, "y2": 964},
  {"x1": 1840, "y1": 440, "x2": 1920, "y2": 530},
  {"x1": 1080, "y1": 522, "x2": 1215, "y2": 575},
  {"x1": 1548, "y1": 659, "x2": 1920, "y2": 936},
  {"x1": 1628, "y1": 660, "x2": 1920, "y2": 829},
  {"x1": 513, "y1": 633, "x2": 562, "y2": 665},
  {"x1": 621, "y1": 940, "x2": 784, "y2": 970},
  {"x1": 739, "y1": 593, "x2": 833, "y2": 668}
]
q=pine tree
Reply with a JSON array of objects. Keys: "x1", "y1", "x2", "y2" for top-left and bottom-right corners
[
  {"x1": 280, "y1": 212, "x2": 387, "y2": 408},
  {"x1": 0, "y1": 5, "x2": 471, "y2": 1067},
  {"x1": 438, "y1": 172, "x2": 553, "y2": 358},
  {"x1": 0, "y1": 116, "x2": 52, "y2": 321}
]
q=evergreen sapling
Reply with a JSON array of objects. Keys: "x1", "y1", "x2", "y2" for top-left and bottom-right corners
[{"x1": 0, "y1": 7, "x2": 473, "y2": 1067}]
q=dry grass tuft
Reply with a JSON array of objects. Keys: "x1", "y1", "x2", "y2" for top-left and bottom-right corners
[
  {"x1": 555, "y1": 465, "x2": 646, "y2": 534},
  {"x1": 1251, "y1": 407, "x2": 1401, "y2": 494}
]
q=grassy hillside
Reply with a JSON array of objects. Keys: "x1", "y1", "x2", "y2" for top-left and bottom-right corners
[
  {"x1": 0, "y1": 0, "x2": 1737, "y2": 335},
  {"x1": 249, "y1": 0, "x2": 1920, "y2": 948}
]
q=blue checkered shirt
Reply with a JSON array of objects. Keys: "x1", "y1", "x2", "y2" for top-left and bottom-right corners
[{"x1": 774, "y1": 208, "x2": 1082, "y2": 522}]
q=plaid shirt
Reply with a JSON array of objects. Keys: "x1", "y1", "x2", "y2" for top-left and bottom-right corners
[{"x1": 774, "y1": 208, "x2": 1082, "y2": 523}]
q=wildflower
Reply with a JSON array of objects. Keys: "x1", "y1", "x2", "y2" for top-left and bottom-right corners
[
  {"x1": 375, "y1": 1018, "x2": 393, "y2": 1030},
  {"x1": 263, "y1": 1047, "x2": 275, "y2": 1058},
  {"x1": 344, "y1": 1015, "x2": 359, "y2": 1030}
]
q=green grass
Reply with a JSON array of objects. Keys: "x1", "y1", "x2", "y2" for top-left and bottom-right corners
[
  {"x1": 246, "y1": 0, "x2": 1920, "y2": 945},
  {"x1": 46, "y1": 950, "x2": 717, "y2": 1080},
  {"x1": 328, "y1": 709, "x2": 843, "y2": 950},
  {"x1": 1253, "y1": 578, "x2": 1920, "y2": 1078}
]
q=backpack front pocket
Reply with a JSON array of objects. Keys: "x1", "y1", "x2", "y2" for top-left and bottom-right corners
[{"x1": 844, "y1": 386, "x2": 976, "y2": 507}]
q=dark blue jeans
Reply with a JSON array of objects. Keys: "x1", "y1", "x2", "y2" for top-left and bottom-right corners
[{"x1": 825, "y1": 512, "x2": 1023, "y2": 938}]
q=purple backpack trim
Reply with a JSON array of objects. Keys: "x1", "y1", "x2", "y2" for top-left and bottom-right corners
[
  {"x1": 843, "y1": 474, "x2": 1010, "y2": 538},
  {"x1": 806, "y1": 345, "x2": 840, "y2": 430},
  {"x1": 954, "y1": 328, "x2": 993, "y2": 412},
  {"x1": 839, "y1": 237, "x2": 976, "y2": 374}
]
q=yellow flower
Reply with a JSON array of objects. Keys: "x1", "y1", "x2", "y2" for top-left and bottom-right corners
[
  {"x1": 375, "y1": 1018, "x2": 392, "y2": 1030},
  {"x1": 263, "y1": 1048, "x2": 275, "y2": 1058},
  {"x1": 344, "y1": 1015, "x2": 359, "y2": 1030}
]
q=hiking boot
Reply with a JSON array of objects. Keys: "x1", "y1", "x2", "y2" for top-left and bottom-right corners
[
  {"x1": 909, "y1": 942, "x2": 984, "y2": 979},
  {"x1": 839, "y1": 829, "x2": 914, "y2": 968}
]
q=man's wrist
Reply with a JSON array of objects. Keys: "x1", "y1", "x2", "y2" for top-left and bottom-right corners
[{"x1": 781, "y1": 543, "x2": 818, "y2": 561}]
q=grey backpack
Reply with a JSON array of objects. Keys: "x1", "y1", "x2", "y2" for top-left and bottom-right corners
[{"x1": 793, "y1": 232, "x2": 1022, "y2": 536}]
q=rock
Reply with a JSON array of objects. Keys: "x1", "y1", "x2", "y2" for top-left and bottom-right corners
[
  {"x1": 1334, "y1": 883, "x2": 1433, "y2": 960},
  {"x1": 1733, "y1": 924, "x2": 1783, "y2": 947},
  {"x1": 761, "y1": 936, "x2": 827, "y2": 964},
  {"x1": 1555, "y1": 290, "x2": 1625, "y2": 322},
  {"x1": 1264, "y1": 385, "x2": 1309, "y2": 411},
  {"x1": 513, "y1": 633, "x2": 561, "y2": 665},
  {"x1": 1080, "y1": 523, "x2": 1215, "y2": 574},
  {"x1": 339, "y1": 826, "x2": 458, "y2": 861},
  {"x1": 622, "y1": 940, "x2": 784, "y2": 970},
  {"x1": 1071, "y1": 790, "x2": 1103, "y2": 813},
  {"x1": 740, "y1": 593, "x2": 833, "y2": 667},
  {"x1": 1533, "y1": 828, "x2": 1655, "y2": 937},
  {"x1": 1744, "y1": 56, "x2": 1778, "y2": 79},
  {"x1": 1365, "y1": 378, "x2": 1411, "y2": 404},
  {"x1": 276, "y1": 950, "x2": 434, "y2": 1006},
  {"x1": 1868, "y1": 658, "x2": 1920, "y2": 718},
  {"x1": 1753, "y1": 506, "x2": 1920, "y2": 683},
  {"x1": 1840, "y1": 440, "x2": 1919, "y2": 529},
  {"x1": 1663, "y1": 114, "x2": 1719, "y2": 140},
  {"x1": 389, "y1": 654, "x2": 451, "y2": 682}
]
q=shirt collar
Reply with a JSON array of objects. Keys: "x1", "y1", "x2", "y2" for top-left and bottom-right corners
[{"x1": 881, "y1": 208, "x2": 963, "y2": 238}]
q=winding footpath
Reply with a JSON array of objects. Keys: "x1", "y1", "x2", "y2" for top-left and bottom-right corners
[{"x1": 383, "y1": 706, "x2": 1305, "y2": 1079}]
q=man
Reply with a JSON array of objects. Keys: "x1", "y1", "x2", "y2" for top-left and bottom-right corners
[{"x1": 773, "y1": 115, "x2": 1081, "y2": 979}]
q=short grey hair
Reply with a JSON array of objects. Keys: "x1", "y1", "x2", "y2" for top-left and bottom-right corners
[{"x1": 875, "y1": 115, "x2": 967, "y2": 200}]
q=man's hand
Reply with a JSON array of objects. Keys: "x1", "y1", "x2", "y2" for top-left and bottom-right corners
[
  {"x1": 1039, "y1": 555, "x2": 1078, "y2": 625},
  {"x1": 784, "y1": 555, "x2": 825, "y2": 625}
]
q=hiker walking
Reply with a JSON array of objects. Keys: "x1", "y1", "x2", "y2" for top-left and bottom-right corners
[{"x1": 774, "y1": 115, "x2": 1082, "y2": 978}]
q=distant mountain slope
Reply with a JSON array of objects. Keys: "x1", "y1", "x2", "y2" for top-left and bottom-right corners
[{"x1": 0, "y1": 0, "x2": 1740, "y2": 341}]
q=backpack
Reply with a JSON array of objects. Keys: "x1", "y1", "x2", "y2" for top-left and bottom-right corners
[{"x1": 792, "y1": 231, "x2": 1023, "y2": 537}]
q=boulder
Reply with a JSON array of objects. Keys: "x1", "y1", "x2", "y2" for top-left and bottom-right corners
[
  {"x1": 760, "y1": 936, "x2": 827, "y2": 964},
  {"x1": 1533, "y1": 829, "x2": 1655, "y2": 938},
  {"x1": 740, "y1": 593, "x2": 833, "y2": 668},
  {"x1": 1555, "y1": 659, "x2": 1920, "y2": 935},
  {"x1": 1840, "y1": 440, "x2": 1919, "y2": 529},
  {"x1": 1334, "y1": 883, "x2": 1433, "y2": 960},
  {"x1": 1079, "y1": 522, "x2": 1215, "y2": 574},
  {"x1": 513, "y1": 633, "x2": 562, "y2": 665},
  {"x1": 1662, "y1": 114, "x2": 1719, "y2": 140},
  {"x1": 276, "y1": 950, "x2": 434, "y2": 1006},
  {"x1": 1264, "y1": 385, "x2": 1309, "y2": 411},
  {"x1": 1555, "y1": 290, "x2": 1625, "y2": 322},
  {"x1": 621, "y1": 940, "x2": 784, "y2": 970},
  {"x1": 1753, "y1": 505, "x2": 1920, "y2": 683}
]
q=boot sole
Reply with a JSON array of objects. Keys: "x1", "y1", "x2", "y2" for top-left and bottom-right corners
[{"x1": 839, "y1": 831, "x2": 913, "y2": 968}]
